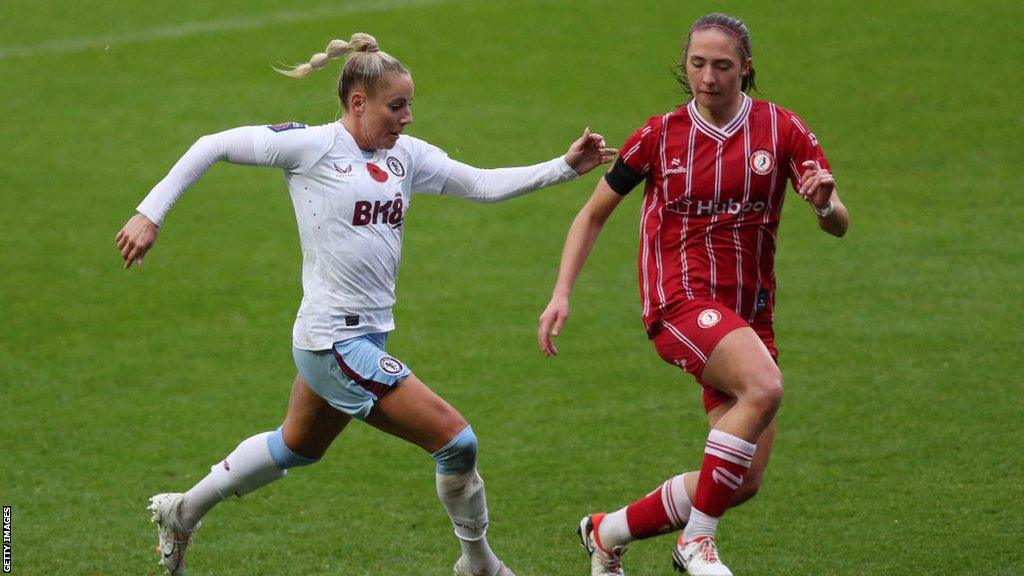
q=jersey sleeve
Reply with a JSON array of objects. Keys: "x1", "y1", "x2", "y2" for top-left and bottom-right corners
[
  {"x1": 251, "y1": 122, "x2": 333, "y2": 174},
  {"x1": 136, "y1": 123, "x2": 330, "y2": 225},
  {"x1": 439, "y1": 156, "x2": 577, "y2": 203},
  {"x1": 782, "y1": 110, "x2": 831, "y2": 192},
  {"x1": 137, "y1": 126, "x2": 261, "y2": 225},
  {"x1": 604, "y1": 117, "x2": 660, "y2": 196},
  {"x1": 403, "y1": 137, "x2": 454, "y2": 195}
]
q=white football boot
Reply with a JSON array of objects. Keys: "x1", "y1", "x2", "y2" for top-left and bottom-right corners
[
  {"x1": 578, "y1": 514, "x2": 627, "y2": 576},
  {"x1": 148, "y1": 493, "x2": 200, "y2": 576},
  {"x1": 672, "y1": 535, "x2": 732, "y2": 576},
  {"x1": 453, "y1": 555, "x2": 517, "y2": 576}
]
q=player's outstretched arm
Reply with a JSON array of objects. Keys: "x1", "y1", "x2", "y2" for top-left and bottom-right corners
[
  {"x1": 115, "y1": 125, "x2": 306, "y2": 269},
  {"x1": 538, "y1": 179, "x2": 623, "y2": 356},
  {"x1": 439, "y1": 128, "x2": 617, "y2": 203},
  {"x1": 115, "y1": 128, "x2": 260, "y2": 269}
]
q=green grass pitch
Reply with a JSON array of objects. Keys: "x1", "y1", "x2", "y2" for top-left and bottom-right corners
[{"x1": 1, "y1": 0, "x2": 1021, "y2": 574}]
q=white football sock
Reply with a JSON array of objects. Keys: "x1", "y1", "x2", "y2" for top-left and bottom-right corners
[
  {"x1": 180, "y1": 431, "x2": 285, "y2": 529},
  {"x1": 436, "y1": 469, "x2": 499, "y2": 575},
  {"x1": 682, "y1": 508, "x2": 719, "y2": 541},
  {"x1": 666, "y1": 473, "x2": 694, "y2": 527},
  {"x1": 597, "y1": 508, "x2": 630, "y2": 549}
]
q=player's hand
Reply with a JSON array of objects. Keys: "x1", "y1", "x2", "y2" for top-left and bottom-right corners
[
  {"x1": 115, "y1": 213, "x2": 159, "y2": 269},
  {"x1": 564, "y1": 127, "x2": 618, "y2": 176},
  {"x1": 798, "y1": 160, "x2": 835, "y2": 211},
  {"x1": 538, "y1": 296, "x2": 570, "y2": 356}
]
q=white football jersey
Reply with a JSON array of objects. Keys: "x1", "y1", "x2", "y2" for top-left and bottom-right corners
[
  {"x1": 251, "y1": 122, "x2": 451, "y2": 349},
  {"x1": 137, "y1": 120, "x2": 576, "y2": 352}
]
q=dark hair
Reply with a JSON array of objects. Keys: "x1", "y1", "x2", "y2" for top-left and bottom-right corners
[{"x1": 673, "y1": 13, "x2": 757, "y2": 96}]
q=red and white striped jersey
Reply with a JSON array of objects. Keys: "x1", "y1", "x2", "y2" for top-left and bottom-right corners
[{"x1": 613, "y1": 94, "x2": 830, "y2": 334}]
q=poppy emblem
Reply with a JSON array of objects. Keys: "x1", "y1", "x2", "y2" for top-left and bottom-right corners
[{"x1": 366, "y1": 163, "x2": 389, "y2": 183}]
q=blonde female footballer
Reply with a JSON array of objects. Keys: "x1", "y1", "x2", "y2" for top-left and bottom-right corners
[{"x1": 117, "y1": 33, "x2": 615, "y2": 576}]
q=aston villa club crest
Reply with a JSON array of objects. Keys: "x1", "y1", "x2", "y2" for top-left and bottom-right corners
[
  {"x1": 379, "y1": 356, "x2": 405, "y2": 375},
  {"x1": 749, "y1": 149, "x2": 775, "y2": 176},
  {"x1": 386, "y1": 156, "x2": 405, "y2": 178}
]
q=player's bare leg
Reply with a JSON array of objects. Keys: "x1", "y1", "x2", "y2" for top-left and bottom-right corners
[
  {"x1": 281, "y1": 373, "x2": 353, "y2": 459},
  {"x1": 364, "y1": 373, "x2": 467, "y2": 452},
  {"x1": 704, "y1": 401, "x2": 777, "y2": 507},
  {"x1": 149, "y1": 375, "x2": 349, "y2": 576},
  {"x1": 179, "y1": 375, "x2": 349, "y2": 525},
  {"x1": 673, "y1": 327, "x2": 781, "y2": 575},
  {"x1": 701, "y1": 328, "x2": 781, "y2": 441},
  {"x1": 366, "y1": 374, "x2": 514, "y2": 576},
  {"x1": 582, "y1": 366, "x2": 777, "y2": 576}
]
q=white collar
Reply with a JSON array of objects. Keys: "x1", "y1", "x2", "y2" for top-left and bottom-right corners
[
  {"x1": 687, "y1": 93, "x2": 751, "y2": 141},
  {"x1": 335, "y1": 121, "x2": 381, "y2": 159}
]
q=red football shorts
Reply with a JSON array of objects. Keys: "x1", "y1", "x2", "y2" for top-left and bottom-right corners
[{"x1": 650, "y1": 299, "x2": 777, "y2": 412}]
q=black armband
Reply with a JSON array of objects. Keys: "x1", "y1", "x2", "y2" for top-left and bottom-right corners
[{"x1": 603, "y1": 157, "x2": 645, "y2": 196}]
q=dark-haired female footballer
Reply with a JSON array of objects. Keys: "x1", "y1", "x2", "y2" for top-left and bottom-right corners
[
  {"x1": 117, "y1": 32, "x2": 615, "y2": 576},
  {"x1": 537, "y1": 13, "x2": 848, "y2": 576}
]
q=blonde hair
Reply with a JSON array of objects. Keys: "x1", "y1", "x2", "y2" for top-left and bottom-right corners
[{"x1": 276, "y1": 33, "x2": 409, "y2": 110}]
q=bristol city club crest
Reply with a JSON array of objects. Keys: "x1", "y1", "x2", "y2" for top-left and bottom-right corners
[
  {"x1": 748, "y1": 149, "x2": 775, "y2": 176},
  {"x1": 697, "y1": 308, "x2": 722, "y2": 329}
]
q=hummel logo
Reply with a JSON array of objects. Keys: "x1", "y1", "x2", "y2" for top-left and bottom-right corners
[{"x1": 711, "y1": 466, "x2": 742, "y2": 489}]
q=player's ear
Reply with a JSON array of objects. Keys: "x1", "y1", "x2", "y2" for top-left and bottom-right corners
[{"x1": 348, "y1": 89, "x2": 367, "y2": 116}]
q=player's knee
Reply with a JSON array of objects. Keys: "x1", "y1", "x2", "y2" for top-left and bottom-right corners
[
  {"x1": 745, "y1": 365, "x2": 783, "y2": 414},
  {"x1": 267, "y1": 427, "x2": 321, "y2": 470},
  {"x1": 432, "y1": 425, "x2": 478, "y2": 474}
]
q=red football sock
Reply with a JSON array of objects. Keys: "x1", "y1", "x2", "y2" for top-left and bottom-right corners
[
  {"x1": 622, "y1": 474, "x2": 692, "y2": 540},
  {"x1": 691, "y1": 429, "x2": 755, "y2": 518}
]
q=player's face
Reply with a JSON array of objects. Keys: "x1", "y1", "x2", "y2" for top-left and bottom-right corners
[
  {"x1": 356, "y1": 73, "x2": 414, "y2": 150},
  {"x1": 685, "y1": 29, "x2": 750, "y2": 113}
]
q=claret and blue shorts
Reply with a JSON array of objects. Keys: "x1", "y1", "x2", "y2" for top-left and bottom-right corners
[{"x1": 292, "y1": 332, "x2": 411, "y2": 419}]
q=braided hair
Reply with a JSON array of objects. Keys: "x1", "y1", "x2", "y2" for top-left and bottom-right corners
[{"x1": 276, "y1": 32, "x2": 409, "y2": 110}]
